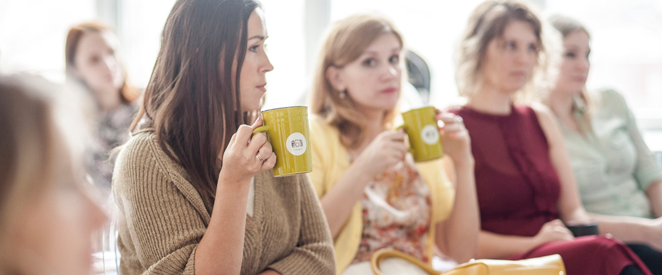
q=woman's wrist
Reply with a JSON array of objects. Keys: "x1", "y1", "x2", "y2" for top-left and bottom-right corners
[
  {"x1": 452, "y1": 154, "x2": 475, "y2": 169},
  {"x1": 641, "y1": 218, "x2": 660, "y2": 241},
  {"x1": 217, "y1": 171, "x2": 252, "y2": 194},
  {"x1": 347, "y1": 160, "x2": 374, "y2": 185},
  {"x1": 348, "y1": 153, "x2": 377, "y2": 179}
]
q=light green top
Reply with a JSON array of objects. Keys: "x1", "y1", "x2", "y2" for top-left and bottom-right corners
[{"x1": 558, "y1": 89, "x2": 662, "y2": 218}]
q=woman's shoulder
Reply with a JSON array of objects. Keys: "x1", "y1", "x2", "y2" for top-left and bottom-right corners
[
  {"x1": 529, "y1": 102, "x2": 555, "y2": 121},
  {"x1": 120, "y1": 130, "x2": 159, "y2": 156},
  {"x1": 309, "y1": 114, "x2": 334, "y2": 131},
  {"x1": 309, "y1": 114, "x2": 340, "y2": 144},
  {"x1": 444, "y1": 105, "x2": 469, "y2": 116},
  {"x1": 590, "y1": 88, "x2": 630, "y2": 115},
  {"x1": 116, "y1": 131, "x2": 184, "y2": 182}
]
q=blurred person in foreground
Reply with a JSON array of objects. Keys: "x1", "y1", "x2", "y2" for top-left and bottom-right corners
[{"x1": 0, "y1": 74, "x2": 107, "y2": 275}]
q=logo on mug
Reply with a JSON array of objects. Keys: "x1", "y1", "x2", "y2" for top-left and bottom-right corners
[
  {"x1": 421, "y1": 125, "x2": 440, "y2": 145},
  {"x1": 286, "y1": 132, "x2": 307, "y2": 156}
]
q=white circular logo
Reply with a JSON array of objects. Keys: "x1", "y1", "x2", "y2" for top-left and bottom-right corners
[
  {"x1": 286, "y1": 132, "x2": 307, "y2": 156},
  {"x1": 420, "y1": 125, "x2": 440, "y2": 145}
]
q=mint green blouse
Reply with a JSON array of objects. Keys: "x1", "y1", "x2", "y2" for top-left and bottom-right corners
[{"x1": 559, "y1": 89, "x2": 662, "y2": 218}]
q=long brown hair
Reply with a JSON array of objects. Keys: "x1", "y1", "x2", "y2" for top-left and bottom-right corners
[
  {"x1": 310, "y1": 14, "x2": 403, "y2": 149},
  {"x1": 456, "y1": 0, "x2": 553, "y2": 103},
  {"x1": 131, "y1": 0, "x2": 260, "y2": 210},
  {"x1": 65, "y1": 21, "x2": 140, "y2": 103}
]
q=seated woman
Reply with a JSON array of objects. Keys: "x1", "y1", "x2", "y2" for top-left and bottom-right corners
[
  {"x1": 112, "y1": 0, "x2": 335, "y2": 274},
  {"x1": 308, "y1": 14, "x2": 480, "y2": 274},
  {"x1": 449, "y1": 1, "x2": 659, "y2": 274},
  {"x1": 546, "y1": 14, "x2": 662, "y2": 273},
  {"x1": 65, "y1": 21, "x2": 140, "y2": 193},
  {"x1": 0, "y1": 75, "x2": 107, "y2": 275}
]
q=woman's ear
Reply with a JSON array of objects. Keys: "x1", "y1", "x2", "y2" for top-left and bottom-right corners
[{"x1": 325, "y1": 66, "x2": 345, "y2": 92}]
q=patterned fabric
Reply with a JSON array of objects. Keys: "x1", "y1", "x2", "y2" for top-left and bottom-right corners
[
  {"x1": 85, "y1": 103, "x2": 137, "y2": 193},
  {"x1": 352, "y1": 155, "x2": 432, "y2": 264}
]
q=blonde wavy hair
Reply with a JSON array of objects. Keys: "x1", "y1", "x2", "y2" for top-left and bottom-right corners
[
  {"x1": 310, "y1": 14, "x2": 404, "y2": 149},
  {"x1": 455, "y1": 0, "x2": 560, "y2": 104}
]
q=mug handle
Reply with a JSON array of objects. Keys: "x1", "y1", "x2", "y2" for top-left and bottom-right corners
[{"x1": 253, "y1": 125, "x2": 268, "y2": 134}]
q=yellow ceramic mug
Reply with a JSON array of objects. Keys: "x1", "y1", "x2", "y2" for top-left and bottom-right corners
[
  {"x1": 400, "y1": 106, "x2": 444, "y2": 162},
  {"x1": 253, "y1": 106, "x2": 312, "y2": 177}
]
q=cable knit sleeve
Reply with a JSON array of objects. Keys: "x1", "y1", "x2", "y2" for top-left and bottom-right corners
[
  {"x1": 268, "y1": 175, "x2": 336, "y2": 275},
  {"x1": 113, "y1": 133, "x2": 209, "y2": 275}
]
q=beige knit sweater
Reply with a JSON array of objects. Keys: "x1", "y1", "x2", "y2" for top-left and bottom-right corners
[{"x1": 112, "y1": 131, "x2": 336, "y2": 275}]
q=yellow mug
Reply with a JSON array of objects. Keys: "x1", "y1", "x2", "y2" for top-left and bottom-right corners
[
  {"x1": 253, "y1": 106, "x2": 312, "y2": 177},
  {"x1": 399, "y1": 106, "x2": 444, "y2": 162}
]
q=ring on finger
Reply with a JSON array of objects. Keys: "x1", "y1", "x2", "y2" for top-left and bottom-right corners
[
  {"x1": 256, "y1": 153, "x2": 265, "y2": 162},
  {"x1": 455, "y1": 116, "x2": 463, "y2": 124}
]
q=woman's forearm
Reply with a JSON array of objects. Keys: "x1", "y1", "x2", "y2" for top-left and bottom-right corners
[
  {"x1": 320, "y1": 164, "x2": 372, "y2": 237},
  {"x1": 646, "y1": 180, "x2": 662, "y2": 218},
  {"x1": 477, "y1": 230, "x2": 539, "y2": 259},
  {"x1": 436, "y1": 159, "x2": 479, "y2": 263},
  {"x1": 195, "y1": 176, "x2": 252, "y2": 275},
  {"x1": 589, "y1": 213, "x2": 655, "y2": 244}
]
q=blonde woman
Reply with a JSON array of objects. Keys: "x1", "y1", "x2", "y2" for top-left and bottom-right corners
[
  {"x1": 546, "y1": 14, "x2": 662, "y2": 274},
  {"x1": 309, "y1": 14, "x2": 480, "y2": 274},
  {"x1": 0, "y1": 75, "x2": 107, "y2": 275},
  {"x1": 450, "y1": 1, "x2": 658, "y2": 274}
]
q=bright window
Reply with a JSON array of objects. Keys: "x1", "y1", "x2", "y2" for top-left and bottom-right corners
[{"x1": 0, "y1": 0, "x2": 96, "y2": 81}]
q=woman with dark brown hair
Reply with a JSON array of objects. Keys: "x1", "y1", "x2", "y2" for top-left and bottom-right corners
[
  {"x1": 112, "y1": 0, "x2": 335, "y2": 274},
  {"x1": 65, "y1": 21, "x2": 139, "y2": 192}
]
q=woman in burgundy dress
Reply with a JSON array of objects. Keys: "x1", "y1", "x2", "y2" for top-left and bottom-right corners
[{"x1": 450, "y1": 1, "x2": 662, "y2": 274}]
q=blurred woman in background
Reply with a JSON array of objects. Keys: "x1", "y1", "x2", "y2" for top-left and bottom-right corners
[
  {"x1": 65, "y1": 21, "x2": 140, "y2": 193},
  {"x1": 450, "y1": 1, "x2": 657, "y2": 274},
  {"x1": 546, "y1": 14, "x2": 662, "y2": 273},
  {"x1": 0, "y1": 75, "x2": 107, "y2": 275}
]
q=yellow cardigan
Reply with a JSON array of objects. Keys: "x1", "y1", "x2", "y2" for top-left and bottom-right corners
[{"x1": 309, "y1": 115, "x2": 456, "y2": 274}]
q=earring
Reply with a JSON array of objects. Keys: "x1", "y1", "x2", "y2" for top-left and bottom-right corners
[{"x1": 339, "y1": 90, "x2": 347, "y2": 99}]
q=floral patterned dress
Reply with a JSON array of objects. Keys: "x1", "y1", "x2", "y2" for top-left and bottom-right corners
[{"x1": 351, "y1": 154, "x2": 432, "y2": 264}]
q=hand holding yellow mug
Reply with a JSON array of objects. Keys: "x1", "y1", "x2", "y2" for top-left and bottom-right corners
[
  {"x1": 398, "y1": 106, "x2": 444, "y2": 162},
  {"x1": 252, "y1": 106, "x2": 312, "y2": 177}
]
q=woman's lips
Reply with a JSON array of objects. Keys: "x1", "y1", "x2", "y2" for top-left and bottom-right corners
[
  {"x1": 510, "y1": 71, "x2": 527, "y2": 78},
  {"x1": 381, "y1": 87, "x2": 398, "y2": 94},
  {"x1": 573, "y1": 76, "x2": 587, "y2": 83},
  {"x1": 257, "y1": 84, "x2": 267, "y2": 92}
]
